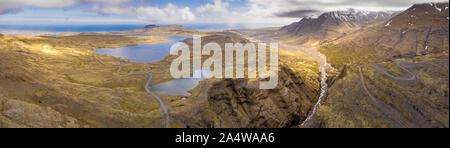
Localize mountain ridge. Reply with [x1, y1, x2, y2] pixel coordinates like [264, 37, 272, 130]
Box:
[313, 2, 449, 128]
[278, 9, 398, 45]
[321, 2, 449, 67]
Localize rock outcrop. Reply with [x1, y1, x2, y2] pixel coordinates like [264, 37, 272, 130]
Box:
[172, 66, 320, 128]
[166, 33, 322, 128]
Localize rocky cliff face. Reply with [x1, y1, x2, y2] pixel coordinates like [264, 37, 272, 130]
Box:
[278, 9, 396, 45]
[166, 34, 322, 127]
[171, 65, 320, 128]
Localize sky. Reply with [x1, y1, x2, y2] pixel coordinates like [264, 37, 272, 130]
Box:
[0, 0, 446, 27]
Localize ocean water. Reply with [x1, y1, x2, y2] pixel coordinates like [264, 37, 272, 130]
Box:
[0, 24, 146, 34]
[0, 24, 250, 34]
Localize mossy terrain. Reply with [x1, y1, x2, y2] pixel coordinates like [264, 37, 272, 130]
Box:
[316, 56, 449, 128]
[0, 34, 172, 127]
[311, 3, 449, 128]
[0, 29, 322, 128]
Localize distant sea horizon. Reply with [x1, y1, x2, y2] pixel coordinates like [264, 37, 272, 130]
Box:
[0, 24, 263, 35]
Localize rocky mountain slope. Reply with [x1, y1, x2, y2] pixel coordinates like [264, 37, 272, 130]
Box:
[321, 2, 449, 68]
[278, 9, 397, 45]
[314, 2, 449, 128]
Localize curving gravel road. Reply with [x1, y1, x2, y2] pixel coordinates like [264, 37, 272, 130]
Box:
[370, 61, 416, 82]
[145, 73, 171, 128]
[120, 69, 171, 128]
[93, 53, 105, 65]
[94, 53, 171, 128]
[358, 66, 416, 128]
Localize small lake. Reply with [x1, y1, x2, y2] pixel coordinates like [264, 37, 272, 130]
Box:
[94, 35, 210, 96]
[94, 35, 190, 63]
[150, 70, 211, 96]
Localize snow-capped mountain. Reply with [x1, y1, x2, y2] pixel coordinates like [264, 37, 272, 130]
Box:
[279, 9, 398, 45]
[325, 2, 448, 60]
[321, 9, 396, 23]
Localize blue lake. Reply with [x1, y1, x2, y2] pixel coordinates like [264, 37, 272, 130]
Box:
[94, 34, 210, 96]
[94, 35, 190, 63]
[150, 70, 211, 96]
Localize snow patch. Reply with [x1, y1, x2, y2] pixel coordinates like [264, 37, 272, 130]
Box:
[434, 4, 442, 12]
[385, 20, 392, 26]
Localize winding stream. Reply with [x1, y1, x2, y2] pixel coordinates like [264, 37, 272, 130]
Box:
[300, 51, 328, 127]
[280, 44, 329, 127]
[248, 34, 329, 127]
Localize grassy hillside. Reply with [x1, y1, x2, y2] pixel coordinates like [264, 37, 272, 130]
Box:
[0, 30, 322, 128]
[0, 34, 174, 127]
[321, 2, 449, 68]
[314, 2, 449, 128]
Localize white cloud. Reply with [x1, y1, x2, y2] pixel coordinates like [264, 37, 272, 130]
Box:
[193, 0, 297, 27]
[195, 0, 235, 22]
[79, 0, 134, 15]
[136, 4, 195, 23]
[203, 0, 445, 27]
[246, 0, 445, 14]
[0, 0, 195, 23]
[0, 0, 78, 14]
[0, 0, 447, 26]
[196, 0, 230, 16]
